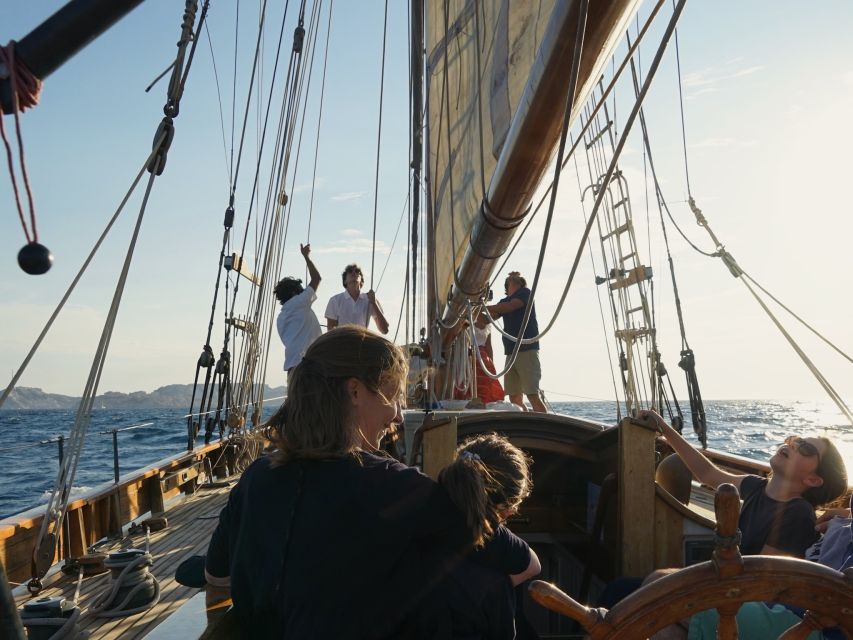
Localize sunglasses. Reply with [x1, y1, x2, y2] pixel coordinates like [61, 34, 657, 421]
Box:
[783, 436, 822, 466]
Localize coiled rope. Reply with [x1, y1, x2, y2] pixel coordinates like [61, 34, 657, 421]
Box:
[20, 568, 86, 639]
[89, 549, 160, 618]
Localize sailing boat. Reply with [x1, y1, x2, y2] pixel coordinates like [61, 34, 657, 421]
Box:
[2, 0, 852, 638]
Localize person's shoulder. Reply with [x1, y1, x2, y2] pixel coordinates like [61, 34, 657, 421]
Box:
[739, 474, 766, 497]
[243, 454, 274, 478]
[358, 451, 423, 476]
[324, 290, 344, 314]
[511, 287, 531, 301]
[787, 497, 817, 518]
[473, 524, 530, 573]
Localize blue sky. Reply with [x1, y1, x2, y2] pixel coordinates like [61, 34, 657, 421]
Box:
[1, 0, 852, 409]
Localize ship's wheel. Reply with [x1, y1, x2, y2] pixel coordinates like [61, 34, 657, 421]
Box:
[529, 483, 853, 639]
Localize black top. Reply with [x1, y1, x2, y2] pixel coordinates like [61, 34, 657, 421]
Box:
[206, 453, 526, 639]
[500, 288, 539, 354]
[445, 525, 531, 640]
[738, 475, 818, 557]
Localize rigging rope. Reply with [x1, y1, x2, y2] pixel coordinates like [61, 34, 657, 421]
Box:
[671, 0, 692, 199]
[0, 41, 43, 249]
[376, 185, 412, 291]
[481, 0, 687, 353]
[471, 0, 591, 381]
[306, 0, 334, 243]
[487, 0, 667, 290]
[27, 1, 201, 594]
[571, 139, 623, 420]
[204, 21, 231, 182]
[370, 0, 390, 289]
[0, 138, 168, 412]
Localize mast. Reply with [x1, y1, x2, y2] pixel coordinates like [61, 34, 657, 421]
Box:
[0, 0, 144, 113]
[441, 0, 639, 322]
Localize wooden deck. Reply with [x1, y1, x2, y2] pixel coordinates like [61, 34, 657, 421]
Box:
[13, 484, 231, 639]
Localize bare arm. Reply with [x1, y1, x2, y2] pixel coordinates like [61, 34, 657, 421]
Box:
[301, 243, 321, 292]
[326, 318, 338, 331]
[366, 290, 389, 335]
[486, 297, 524, 319]
[816, 507, 852, 533]
[510, 547, 541, 586]
[639, 410, 746, 490]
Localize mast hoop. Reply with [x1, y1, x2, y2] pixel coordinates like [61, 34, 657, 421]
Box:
[479, 198, 530, 232]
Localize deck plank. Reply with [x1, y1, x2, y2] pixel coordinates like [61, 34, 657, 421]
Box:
[14, 485, 231, 639]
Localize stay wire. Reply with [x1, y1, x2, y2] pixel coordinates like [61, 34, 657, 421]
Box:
[738, 274, 853, 426]
[204, 21, 232, 184]
[306, 0, 334, 243]
[671, 0, 692, 198]
[376, 183, 412, 292]
[231, 0, 270, 191]
[370, 0, 390, 290]
[227, 0, 293, 336]
[231, 0, 240, 181]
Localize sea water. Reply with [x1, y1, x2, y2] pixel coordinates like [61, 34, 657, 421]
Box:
[1, 400, 851, 519]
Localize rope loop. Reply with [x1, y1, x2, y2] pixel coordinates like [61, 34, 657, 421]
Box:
[713, 529, 742, 550]
[1, 40, 42, 246]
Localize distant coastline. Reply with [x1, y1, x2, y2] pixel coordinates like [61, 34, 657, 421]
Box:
[0, 385, 287, 411]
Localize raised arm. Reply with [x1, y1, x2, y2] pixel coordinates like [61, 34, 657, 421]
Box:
[638, 410, 746, 491]
[301, 243, 321, 292]
[366, 290, 389, 334]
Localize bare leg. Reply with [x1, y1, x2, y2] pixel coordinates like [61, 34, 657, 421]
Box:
[509, 394, 527, 411]
[527, 393, 547, 413]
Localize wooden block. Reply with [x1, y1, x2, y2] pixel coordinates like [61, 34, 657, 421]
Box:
[422, 416, 457, 480]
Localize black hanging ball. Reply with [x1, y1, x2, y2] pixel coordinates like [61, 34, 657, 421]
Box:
[17, 242, 54, 275]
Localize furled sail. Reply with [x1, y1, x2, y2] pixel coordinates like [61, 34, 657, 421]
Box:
[425, 0, 641, 319]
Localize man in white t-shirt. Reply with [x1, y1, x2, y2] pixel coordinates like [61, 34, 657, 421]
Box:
[275, 244, 322, 379]
[324, 263, 389, 334]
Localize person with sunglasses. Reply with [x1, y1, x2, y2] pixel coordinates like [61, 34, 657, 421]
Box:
[634, 410, 848, 640]
[639, 409, 848, 557]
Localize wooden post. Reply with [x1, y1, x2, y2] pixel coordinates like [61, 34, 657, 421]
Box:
[147, 474, 165, 515]
[422, 416, 457, 480]
[618, 416, 658, 576]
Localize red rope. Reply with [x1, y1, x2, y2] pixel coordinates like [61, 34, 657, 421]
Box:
[0, 41, 42, 243]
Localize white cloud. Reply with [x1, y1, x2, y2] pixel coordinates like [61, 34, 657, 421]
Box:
[683, 64, 765, 99]
[313, 237, 390, 255]
[330, 191, 365, 202]
[340, 228, 362, 237]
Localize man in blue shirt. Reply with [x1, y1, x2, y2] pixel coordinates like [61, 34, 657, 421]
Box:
[486, 271, 546, 412]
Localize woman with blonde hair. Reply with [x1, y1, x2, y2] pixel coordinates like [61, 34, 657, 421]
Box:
[204, 326, 527, 638]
